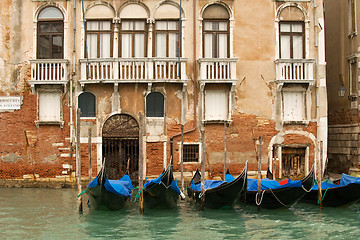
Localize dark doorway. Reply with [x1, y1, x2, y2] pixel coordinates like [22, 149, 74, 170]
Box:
[102, 114, 139, 181]
[282, 147, 306, 179]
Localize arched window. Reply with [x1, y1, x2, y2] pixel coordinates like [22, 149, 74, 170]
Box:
[119, 4, 148, 58]
[202, 4, 230, 58]
[154, 3, 181, 57]
[78, 92, 96, 117]
[37, 7, 64, 59]
[146, 92, 164, 117]
[278, 6, 305, 59]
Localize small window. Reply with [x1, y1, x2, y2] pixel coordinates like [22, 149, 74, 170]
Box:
[39, 91, 61, 121]
[183, 144, 199, 163]
[146, 92, 164, 117]
[205, 90, 228, 121]
[37, 7, 64, 59]
[78, 92, 96, 117]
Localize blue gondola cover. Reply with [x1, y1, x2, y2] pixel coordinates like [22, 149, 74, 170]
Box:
[144, 174, 181, 194]
[87, 175, 133, 198]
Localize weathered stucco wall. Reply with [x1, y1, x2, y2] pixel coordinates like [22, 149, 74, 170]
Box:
[0, 0, 327, 183]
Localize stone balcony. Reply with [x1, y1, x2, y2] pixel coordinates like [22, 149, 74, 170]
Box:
[275, 59, 315, 84]
[29, 59, 69, 92]
[198, 58, 238, 84]
[79, 57, 187, 87]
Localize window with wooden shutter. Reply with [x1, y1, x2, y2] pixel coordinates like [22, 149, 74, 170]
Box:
[39, 91, 61, 121]
[282, 91, 305, 121]
[205, 90, 228, 121]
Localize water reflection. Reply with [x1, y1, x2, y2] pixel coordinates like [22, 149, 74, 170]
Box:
[0, 188, 359, 240]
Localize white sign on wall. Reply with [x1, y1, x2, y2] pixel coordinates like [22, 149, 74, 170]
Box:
[0, 97, 22, 110]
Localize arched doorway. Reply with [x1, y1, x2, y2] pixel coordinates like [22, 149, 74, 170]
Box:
[102, 114, 139, 181]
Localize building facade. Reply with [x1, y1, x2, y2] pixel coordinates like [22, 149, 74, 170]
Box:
[325, 0, 360, 174]
[0, 0, 327, 183]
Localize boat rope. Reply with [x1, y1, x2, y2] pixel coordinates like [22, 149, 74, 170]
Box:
[255, 190, 265, 206]
[269, 188, 288, 207]
[132, 186, 139, 190]
[134, 186, 145, 202]
[317, 187, 329, 205]
[161, 181, 172, 189]
[199, 192, 205, 199]
[302, 184, 313, 193]
[77, 189, 88, 198]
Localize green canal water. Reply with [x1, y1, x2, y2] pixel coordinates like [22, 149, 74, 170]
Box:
[0, 188, 360, 240]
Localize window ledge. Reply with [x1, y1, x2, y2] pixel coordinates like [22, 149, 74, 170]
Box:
[283, 120, 309, 126]
[80, 117, 97, 120]
[35, 121, 64, 128]
[203, 119, 232, 125]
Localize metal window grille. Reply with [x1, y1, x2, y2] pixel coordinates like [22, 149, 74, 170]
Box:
[183, 144, 199, 162]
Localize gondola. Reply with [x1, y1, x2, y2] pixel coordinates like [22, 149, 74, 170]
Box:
[187, 163, 247, 209]
[142, 159, 181, 209]
[85, 163, 133, 211]
[301, 173, 360, 207]
[239, 166, 315, 209]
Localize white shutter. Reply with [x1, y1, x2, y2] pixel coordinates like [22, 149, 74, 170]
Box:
[283, 91, 304, 121]
[205, 90, 228, 120]
[39, 92, 61, 121]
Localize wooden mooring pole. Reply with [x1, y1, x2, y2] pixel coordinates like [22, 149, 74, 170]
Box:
[180, 124, 184, 190]
[200, 127, 206, 210]
[318, 141, 323, 209]
[88, 128, 92, 183]
[138, 112, 144, 214]
[257, 136, 263, 212]
[76, 108, 83, 213]
[224, 122, 227, 180]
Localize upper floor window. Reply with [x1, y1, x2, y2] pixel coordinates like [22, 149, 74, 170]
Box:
[279, 22, 304, 59]
[37, 7, 64, 59]
[146, 92, 164, 117]
[78, 92, 96, 117]
[202, 4, 230, 58]
[154, 20, 179, 58]
[120, 20, 147, 58]
[86, 20, 112, 58]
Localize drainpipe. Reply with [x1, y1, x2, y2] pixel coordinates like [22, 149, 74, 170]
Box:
[69, 0, 76, 151]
